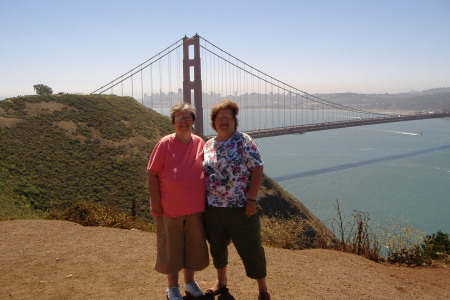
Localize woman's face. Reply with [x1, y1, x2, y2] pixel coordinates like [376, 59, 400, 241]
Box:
[214, 108, 235, 136]
[173, 110, 194, 134]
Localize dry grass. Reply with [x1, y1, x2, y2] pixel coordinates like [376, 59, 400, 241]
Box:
[261, 200, 449, 266]
[43, 200, 449, 267]
[45, 201, 154, 232]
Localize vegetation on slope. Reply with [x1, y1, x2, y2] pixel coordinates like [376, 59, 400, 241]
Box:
[0, 94, 172, 220]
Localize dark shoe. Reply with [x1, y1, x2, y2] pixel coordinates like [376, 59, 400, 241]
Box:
[205, 285, 228, 296]
[258, 291, 271, 300]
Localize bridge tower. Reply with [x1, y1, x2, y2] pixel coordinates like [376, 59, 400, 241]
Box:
[183, 34, 204, 135]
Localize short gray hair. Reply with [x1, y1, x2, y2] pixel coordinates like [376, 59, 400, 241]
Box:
[170, 102, 196, 124]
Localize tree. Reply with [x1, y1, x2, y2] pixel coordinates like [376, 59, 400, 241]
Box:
[33, 84, 53, 95]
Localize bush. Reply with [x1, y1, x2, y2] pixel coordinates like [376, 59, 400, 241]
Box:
[331, 200, 383, 263]
[328, 199, 448, 266]
[260, 209, 337, 250]
[45, 201, 154, 232]
[378, 222, 429, 266]
[387, 246, 431, 266]
[260, 214, 308, 250]
[420, 231, 449, 263]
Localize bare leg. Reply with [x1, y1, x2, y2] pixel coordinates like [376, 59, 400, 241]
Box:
[209, 266, 227, 290]
[183, 268, 194, 284]
[168, 272, 179, 287]
[216, 266, 227, 287]
[256, 277, 268, 293]
[257, 277, 271, 299]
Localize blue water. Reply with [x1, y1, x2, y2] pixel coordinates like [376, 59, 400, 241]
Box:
[256, 118, 450, 235]
[153, 105, 450, 234]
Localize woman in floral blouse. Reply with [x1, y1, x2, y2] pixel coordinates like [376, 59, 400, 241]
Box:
[203, 100, 271, 300]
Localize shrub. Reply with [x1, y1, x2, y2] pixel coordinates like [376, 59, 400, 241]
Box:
[260, 212, 334, 250]
[260, 214, 308, 250]
[420, 231, 449, 263]
[45, 201, 154, 232]
[331, 200, 383, 263]
[377, 221, 429, 266]
[329, 199, 449, 266]
[387, 246, 430, 266]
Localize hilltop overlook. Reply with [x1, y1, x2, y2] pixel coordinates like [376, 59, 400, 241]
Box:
[1, 219, 449, 299]
[0, 94, 331, 242]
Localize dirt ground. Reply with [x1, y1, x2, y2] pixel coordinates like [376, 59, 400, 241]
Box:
[0, 220, 449, 300]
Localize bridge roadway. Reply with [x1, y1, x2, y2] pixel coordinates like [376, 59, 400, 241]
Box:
[240, 112, 450, 139]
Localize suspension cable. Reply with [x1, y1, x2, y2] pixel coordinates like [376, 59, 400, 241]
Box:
[92, 38, 184, 95]
[199, 36, 390, 117]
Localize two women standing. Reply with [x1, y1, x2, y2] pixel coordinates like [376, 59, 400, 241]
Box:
[147, 100, 270, 300]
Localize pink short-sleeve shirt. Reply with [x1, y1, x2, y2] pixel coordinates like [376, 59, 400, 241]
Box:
[147, 134, 205, 217]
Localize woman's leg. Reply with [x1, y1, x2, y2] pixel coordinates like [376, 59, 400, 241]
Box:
[206, 266, 228, 295]
[256, 277, 268, 293]
[205, 207, 231, 270]
[183, 268, 194, 284]
[168, 272, 179, 287]
[228, 213, 267, 280]
[214, 266, 227, 288]
[184, 213, 209, 272]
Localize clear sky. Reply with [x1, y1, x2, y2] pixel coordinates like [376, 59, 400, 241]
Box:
[1, 0, 449, 99]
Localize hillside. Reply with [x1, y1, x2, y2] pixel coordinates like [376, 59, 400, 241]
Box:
[0, 94, 332, 242]
[1, 220, 449, 300]
[317, 88, 450, 112]
[0, 94, 173, 219]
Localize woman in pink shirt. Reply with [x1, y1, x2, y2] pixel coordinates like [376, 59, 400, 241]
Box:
[147, 103, 209, 300]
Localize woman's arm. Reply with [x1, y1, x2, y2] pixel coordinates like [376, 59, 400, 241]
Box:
[245, 165, 264, 217]
[148, 171, 163, 216]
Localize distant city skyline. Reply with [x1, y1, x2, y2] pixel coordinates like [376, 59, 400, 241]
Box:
[1, 0, 449, 100]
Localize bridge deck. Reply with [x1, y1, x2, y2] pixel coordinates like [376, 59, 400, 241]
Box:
[235, 112, 450, 139]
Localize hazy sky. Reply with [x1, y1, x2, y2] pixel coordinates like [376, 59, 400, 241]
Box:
[1, 0, 449, 99]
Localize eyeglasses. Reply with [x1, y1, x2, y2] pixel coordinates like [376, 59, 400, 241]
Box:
[174, 116, 193, 121]
[216, 116, 234, 121]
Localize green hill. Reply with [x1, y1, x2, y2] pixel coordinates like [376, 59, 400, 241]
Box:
[0, 94, 332, 242]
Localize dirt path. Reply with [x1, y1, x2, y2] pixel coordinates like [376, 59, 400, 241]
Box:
[1, 220, 449, 299]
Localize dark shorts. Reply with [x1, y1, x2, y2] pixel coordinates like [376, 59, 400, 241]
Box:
[205, 206, 267, 279]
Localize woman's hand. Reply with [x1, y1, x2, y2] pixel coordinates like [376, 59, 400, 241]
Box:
[245, 200, 257, 217]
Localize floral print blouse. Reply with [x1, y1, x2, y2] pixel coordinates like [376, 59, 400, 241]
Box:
[203, 131, 263, 208]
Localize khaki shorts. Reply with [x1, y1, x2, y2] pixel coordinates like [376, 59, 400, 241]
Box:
[154, 212, 209, 274]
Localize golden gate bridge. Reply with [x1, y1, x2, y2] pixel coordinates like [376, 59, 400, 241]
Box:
[91, 34, 450, 138]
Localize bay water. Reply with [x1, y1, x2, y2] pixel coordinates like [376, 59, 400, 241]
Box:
[156, 105, 449, 235]
[255, 118, 450, 235]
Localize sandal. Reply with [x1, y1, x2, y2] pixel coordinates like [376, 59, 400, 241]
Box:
[205, 285, 228, 296]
